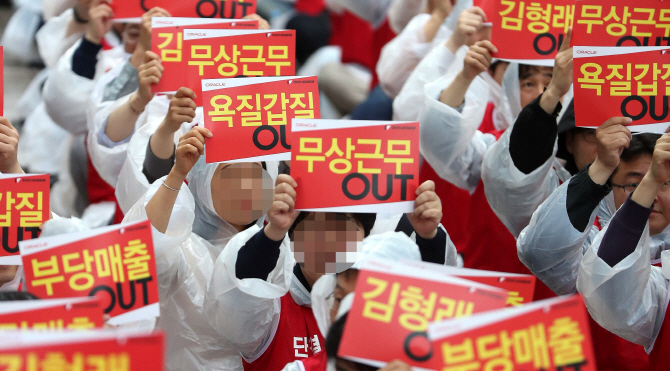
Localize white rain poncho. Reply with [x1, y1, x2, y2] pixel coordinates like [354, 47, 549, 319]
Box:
[36, 8, 84, 70]
[115, 115, 198, 214]
[418, 63, 523, 193]
[481, 87, 574, 238]
[376, 13, 452, 98]
[122, 157, 277, 371]
[577, 223, 670, 351]
[387, 0, 426, 33]
[392, 0, 473, 122]
[44, 42, 131, 135]
[87, 95, 176, 188]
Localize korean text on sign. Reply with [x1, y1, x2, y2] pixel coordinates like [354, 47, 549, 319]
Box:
[0, 297, 104, 331]
[202, 76, 320, 163]
[19, 220, 160, 325]
[0, 174, 50, 265]
[291, 120, 420, 213]
[491, 0, 575, 62]
[573, 0, 670, 47]
[573, 46, 670, 132]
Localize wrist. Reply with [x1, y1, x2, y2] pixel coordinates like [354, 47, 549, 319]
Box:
[539, 85, 562, 115]
[84, 30, 103, 45]
[588, 159, 615, 185]
[73, 5, 89, 23]
[129, 92, 149, 113]
[430, 9, 449, 23]
[6, 161, 24, 174]
[264, 222, 288, 242]
[632, 176, 661, 208]
[166, 168, 187, 187]
[445, 35, 463, 54]
[457, 70, 475, 84]
[417, 228, 438, 240]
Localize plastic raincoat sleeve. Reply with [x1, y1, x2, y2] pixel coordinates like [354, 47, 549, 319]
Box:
[393, 42, 465, 121]
[43, 40, 98, 135]
[376, 13, 451, 98]
[577, 224, 669, 351]
[481, 128, 565, 237]
[419, 73, 495, 193]
[86, 93, 146, 188]
[204, 226, 295, 361]
[35, 8, 83, 70]
[122, 175, 195, 302]
[517, 179, 604, 296]
[387, 0, 426, 33]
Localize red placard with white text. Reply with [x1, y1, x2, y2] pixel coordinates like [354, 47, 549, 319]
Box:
[573, 0, 670, 47]
[573, 46, 670, 132]
[112, 0, 257, 22]
[428, 295, 596, 371]
[490, 0, 574, 65]
[0, 331, 164, 371]
[176, 29, 295, 107]
[0, 174, 50, 265]
[202, 76, 320, 163]
[0, 297, 104, 330]
[338, 258, 508, 369]
[151, 17, 259, 100]
[19, 220, 159, 326]
[401, 260, 537, 306]
[291, 119, 420, 213]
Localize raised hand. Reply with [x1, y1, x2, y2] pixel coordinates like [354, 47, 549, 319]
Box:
[407, 180, 442, 239]
[264, 174, 301, 241]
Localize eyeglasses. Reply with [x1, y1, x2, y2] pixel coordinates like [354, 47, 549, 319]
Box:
[612, 181, 670, 194]
[574, 128, 597, 144]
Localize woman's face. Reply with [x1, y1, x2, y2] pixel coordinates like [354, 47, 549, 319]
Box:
[210, 162, 273, 226]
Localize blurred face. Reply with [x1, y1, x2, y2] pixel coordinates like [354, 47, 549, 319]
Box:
[210, 162, 273, 227]
[0, 266, 18, 285]
[122, 23, 141, 53]
[292, 213, 365, 275]
[612, 155, 670, 236]
[519, 66, 553, 108]
[566, 128, 599, 171]
[330, 270, 359, 322]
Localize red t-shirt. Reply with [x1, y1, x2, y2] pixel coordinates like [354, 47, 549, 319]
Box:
[243, 294, 325, 371]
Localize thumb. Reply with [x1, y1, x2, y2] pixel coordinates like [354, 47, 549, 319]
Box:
[602, 116, 633, 128]
[175, 87, 197, 100]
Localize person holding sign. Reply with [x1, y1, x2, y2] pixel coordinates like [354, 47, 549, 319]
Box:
[0, 117, 22, 175]
[203, 162, 455, 370]
[123, 125, 277, 371]
[577, 132, 670, 371]
[419, 29, 558, 299]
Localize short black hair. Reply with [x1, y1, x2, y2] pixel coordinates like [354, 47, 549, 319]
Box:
[519, 63, 552, 80]
[288, 212, 376, 240]
[613, 133, 660, 176]
[0, 291, 39, 301]
[326, 314, 377, 371]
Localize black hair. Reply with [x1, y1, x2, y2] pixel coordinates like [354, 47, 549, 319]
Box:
[326, 314, 377, 371]
[519, 64, 552, 80]
[620, 133, 660, 163]
[288, 212, 376, 240]
[0, 291, 39, 301]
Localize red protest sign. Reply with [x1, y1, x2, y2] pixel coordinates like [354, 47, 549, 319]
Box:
[338, 258, 508, 368]
[0, 297, 104, 330]
[401, 260, 537, 306]
[429, 295, 596, 371]
[0, 331, 164, 371]
[112, 0, 257, 21]
[19, 220, 160, 325]
[473, 0, 495, 20]
[0, 174, 50, 265]
[573, 0, 670, 47]
[291, 119, 420, 214]
[573, 46, 670, 132]
[202, 76, 320, 163]
[167, 29, 296, 106]
[151, 17, 259, 99]
[490, 0, 575, 64]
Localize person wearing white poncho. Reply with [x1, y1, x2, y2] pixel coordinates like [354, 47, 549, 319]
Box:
[122, 125, 277, 371]
[417, 31, 557, 298]
[202, 166, 455, 371]
[576, 131, 670, 371]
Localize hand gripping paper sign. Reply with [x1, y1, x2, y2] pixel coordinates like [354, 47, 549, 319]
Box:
[151, 17, 259, 98]
[202, 76, 320, 163]
[112, 0, 257, 22]
[401, 260, 537, 306]
[429, 294, 596, 371]
[291, 119, 420, 214]
[177, 29, 296, 106]
[0, 297, 104, 330]
[573, 0, 670, 48]
[0, 330, 165, 371]
[490, 0, 575, 65]
[338, 258, 508, 369]
[19, 220, 160, 326]
[573, 46, 670, 133]
[0, 174, 50, 265]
